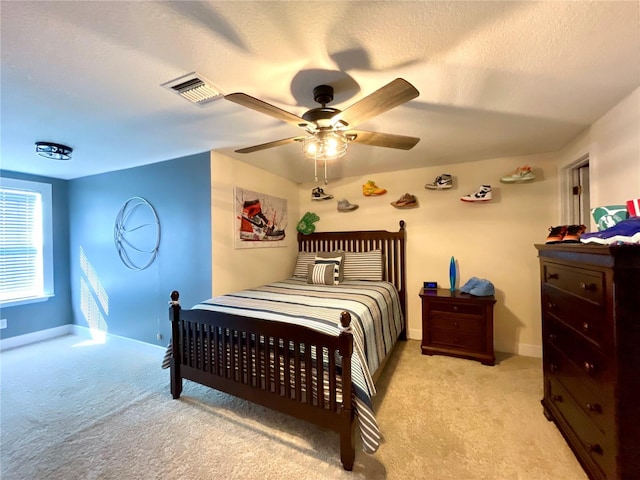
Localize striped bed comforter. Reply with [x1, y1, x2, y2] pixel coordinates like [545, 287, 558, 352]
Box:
[192, 278, 404, 454]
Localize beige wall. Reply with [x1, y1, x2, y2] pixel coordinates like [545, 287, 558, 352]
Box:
[210, 152, 300, 296]
[210, 87, 639, 358]
[298, 155, 558, 357]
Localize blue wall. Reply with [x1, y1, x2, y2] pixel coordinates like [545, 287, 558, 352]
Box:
[68, 153, 211, 345]
[0, 171, 72, 339]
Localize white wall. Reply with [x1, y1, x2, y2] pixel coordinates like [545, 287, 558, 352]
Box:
[210, 152, 300, 296]
[298, 155, 558, 357]
[558, 86, 640, 229]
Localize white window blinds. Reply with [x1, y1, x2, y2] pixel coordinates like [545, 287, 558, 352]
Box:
[0, 178, 52, 304]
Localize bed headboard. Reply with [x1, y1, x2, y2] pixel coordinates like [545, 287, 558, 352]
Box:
[297, 220, 407, 316]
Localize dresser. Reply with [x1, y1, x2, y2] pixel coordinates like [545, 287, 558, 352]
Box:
[419, 288, 496, 365]
[535, 244, 640, 480]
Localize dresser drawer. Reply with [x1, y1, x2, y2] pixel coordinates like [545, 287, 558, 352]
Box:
[542, 286, 606, 347]
[545, 318, 612, 393]
[544, 344, 613, 434]
[543, 262, 604, 305]
[546, 376, 615, 479]
[429, 328, 485, 352]
[426, 300, 483, 316]
[429, 315, 485, 335]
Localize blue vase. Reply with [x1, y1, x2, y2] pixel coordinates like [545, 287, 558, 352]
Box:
[449, 256, 456, 291]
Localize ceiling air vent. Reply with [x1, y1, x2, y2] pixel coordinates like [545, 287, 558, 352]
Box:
[161, 72, 224, 106]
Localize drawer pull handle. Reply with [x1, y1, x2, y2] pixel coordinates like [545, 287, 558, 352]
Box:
[583, 361, 595, 374]
[586, 403, 602, 414]
[586, 443, 603, 455]
[551, 394, 563, 402]
[582, 322, 590, 332]
[548, 273, 559, 280]
[579, 282, 596, 291]
[548, 333, 557, 342]
[547, 302, 556, 310]
[452, 306, 458, 312]
[453, 321, 460, 328]
[549, 363, 559, 372]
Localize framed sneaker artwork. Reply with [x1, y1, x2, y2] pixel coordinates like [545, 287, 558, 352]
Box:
[234, 187, 288, 249]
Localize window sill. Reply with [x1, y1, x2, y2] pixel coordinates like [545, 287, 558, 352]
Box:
[0, 294, 54, 308]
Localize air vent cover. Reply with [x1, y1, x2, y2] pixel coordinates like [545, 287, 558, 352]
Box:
[162, 72, 224, 106]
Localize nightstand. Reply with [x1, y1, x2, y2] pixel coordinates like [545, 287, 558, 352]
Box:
[419, 288, 496, 365]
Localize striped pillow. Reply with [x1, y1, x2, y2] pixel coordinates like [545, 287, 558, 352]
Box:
[307, 262, 335, 285]
[316, 250, 345, 282]
[314, 256, 341, 285]
[293, 251, 316, 278]
[343, 250, 384, 281]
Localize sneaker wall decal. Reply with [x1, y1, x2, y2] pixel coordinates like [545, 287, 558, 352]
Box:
[500, 165, 535, 183]
[391, 193, 418, 209]
[425, 174, 453, 190]
[337, 199, 359, 212]
[362, 180, 387, 196]
[460, 185, 492, 202]
[311, 187, 333, 201]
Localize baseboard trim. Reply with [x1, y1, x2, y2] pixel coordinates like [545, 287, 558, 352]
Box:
[408, 328, 542, 358]
[0, 325, 73, 351]
[1, 325, 166, 355]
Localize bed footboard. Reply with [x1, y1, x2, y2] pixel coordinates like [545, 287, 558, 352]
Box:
[168, 291, 356, 470]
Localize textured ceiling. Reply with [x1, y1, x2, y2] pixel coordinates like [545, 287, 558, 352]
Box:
[1, 1, 639, 182]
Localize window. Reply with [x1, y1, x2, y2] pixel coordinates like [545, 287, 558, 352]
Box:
[0, 177, 54, 306]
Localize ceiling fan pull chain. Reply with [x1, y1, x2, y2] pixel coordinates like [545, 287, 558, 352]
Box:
[324, 158, 328, 185]
[314, 157, 318, 183]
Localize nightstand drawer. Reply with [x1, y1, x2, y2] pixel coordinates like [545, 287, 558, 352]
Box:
[429, 314, 485, 335]
[426, 301, 483, 316]
[543, 263, 604, 305]
[430, 328, 485, 352]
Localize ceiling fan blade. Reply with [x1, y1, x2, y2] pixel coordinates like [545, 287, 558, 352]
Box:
[348, 129, 420, 150]
[234, 136, 306, 154]
[336, 78, 419, 128]
[225, 93, 308, 128]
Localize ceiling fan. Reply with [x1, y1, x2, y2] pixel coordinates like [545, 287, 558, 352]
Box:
[224, 78, 421, 161]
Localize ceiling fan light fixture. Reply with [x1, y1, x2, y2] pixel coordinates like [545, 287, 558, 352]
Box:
[35, 142, 73, 160]
[302, 131, 348, 160]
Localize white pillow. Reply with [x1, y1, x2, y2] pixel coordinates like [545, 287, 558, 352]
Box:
[293, 252, 316, 278]
[343, 250, 384, 281]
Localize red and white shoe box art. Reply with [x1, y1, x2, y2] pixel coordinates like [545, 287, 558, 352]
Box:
[627, 198, 640, 217]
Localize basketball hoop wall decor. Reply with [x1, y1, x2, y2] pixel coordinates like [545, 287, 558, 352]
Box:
[114, 197, 161, 270]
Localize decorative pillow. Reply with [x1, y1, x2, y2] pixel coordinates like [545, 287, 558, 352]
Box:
[343, 250, 384, 281]
[307, 262, 335, 285]
[293, 251, 316, 278]
[315, 250, 345, 282]
[313, 256, 341, 285]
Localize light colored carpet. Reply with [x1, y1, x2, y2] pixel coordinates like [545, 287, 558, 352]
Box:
[0, 335, 587, 480]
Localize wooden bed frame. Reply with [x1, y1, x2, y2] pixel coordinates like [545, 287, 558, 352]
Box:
[168, 221, 406, 470]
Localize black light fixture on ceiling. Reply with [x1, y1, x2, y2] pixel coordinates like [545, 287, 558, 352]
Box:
[35, 142, 73, 160]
